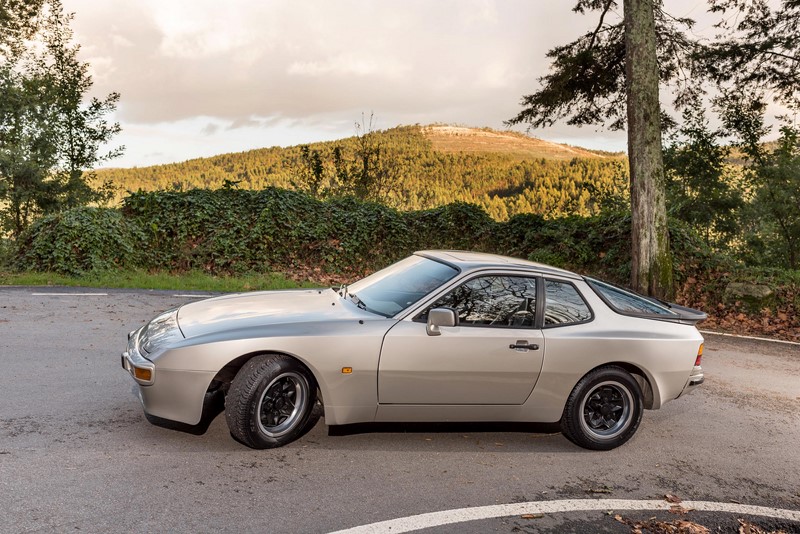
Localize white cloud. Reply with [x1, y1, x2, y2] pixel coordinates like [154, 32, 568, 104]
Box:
[287, 55, 411, 79]
[66, 0, 724, 166]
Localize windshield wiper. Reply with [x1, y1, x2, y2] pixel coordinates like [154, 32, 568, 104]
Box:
[349, 293, 367, 311]
[646, 295, 673, 308]
[338, 285, 369, 312]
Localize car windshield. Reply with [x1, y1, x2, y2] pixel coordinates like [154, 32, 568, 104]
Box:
[345, 255, 459, 317]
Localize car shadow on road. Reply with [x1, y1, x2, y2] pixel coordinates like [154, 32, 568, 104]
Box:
[311, 420, 588, 453]
[328, 420, 562, 437]
[127, 395, 586, 454]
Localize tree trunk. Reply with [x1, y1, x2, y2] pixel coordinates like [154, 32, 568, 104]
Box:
[624, 0, 673, 299]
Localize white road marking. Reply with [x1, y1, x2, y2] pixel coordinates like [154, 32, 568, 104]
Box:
[31, 292, 108, 296]
[28, 292, 209, 298]
[328, 499, 800, 534]
[700, 330, 800, 346]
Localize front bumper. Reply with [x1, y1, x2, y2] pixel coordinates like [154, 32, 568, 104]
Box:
[121, 328, 216, 426]
[122, 327, 155, 385]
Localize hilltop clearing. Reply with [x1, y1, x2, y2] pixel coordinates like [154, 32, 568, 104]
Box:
[422, 125, 620, 160]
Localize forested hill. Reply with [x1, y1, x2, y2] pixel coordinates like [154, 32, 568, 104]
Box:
[96, 124, 627, 220]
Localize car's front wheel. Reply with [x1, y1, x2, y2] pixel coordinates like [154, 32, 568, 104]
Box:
[226, 354, 319, 449]
[560, 366, 643, 451]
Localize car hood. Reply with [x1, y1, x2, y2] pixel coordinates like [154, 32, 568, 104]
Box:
[176, 288, 370, 338]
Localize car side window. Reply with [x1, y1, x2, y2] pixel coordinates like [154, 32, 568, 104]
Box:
[424, 275, 537, 327]
[544, 280, 592, 326]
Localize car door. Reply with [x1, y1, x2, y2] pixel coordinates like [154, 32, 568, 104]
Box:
[378, 274, 545, 405]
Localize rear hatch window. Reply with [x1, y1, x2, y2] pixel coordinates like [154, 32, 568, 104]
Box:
[586, 278, 677, 317]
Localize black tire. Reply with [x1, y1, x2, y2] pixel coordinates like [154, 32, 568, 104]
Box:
[560, 366, 643, 451]
[225, 354, 320, 449]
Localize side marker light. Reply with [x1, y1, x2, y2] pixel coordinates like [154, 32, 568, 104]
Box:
[133, 367, 153, 381]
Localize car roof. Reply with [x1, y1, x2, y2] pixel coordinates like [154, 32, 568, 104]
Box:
[415, 250, 582, 280]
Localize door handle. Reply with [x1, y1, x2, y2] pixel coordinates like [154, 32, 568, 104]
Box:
[509, 341, 539, 350]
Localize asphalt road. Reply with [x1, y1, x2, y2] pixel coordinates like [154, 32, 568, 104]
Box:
[1, 287, 799, 533]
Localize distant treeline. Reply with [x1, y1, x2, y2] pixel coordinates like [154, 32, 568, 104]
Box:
[96, 126, 628, 221]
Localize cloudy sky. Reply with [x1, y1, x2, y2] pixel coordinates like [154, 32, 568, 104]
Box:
[62, 0, 716, 168]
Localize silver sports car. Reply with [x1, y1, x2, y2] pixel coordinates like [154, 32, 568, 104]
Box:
[122, 251, 706, 450]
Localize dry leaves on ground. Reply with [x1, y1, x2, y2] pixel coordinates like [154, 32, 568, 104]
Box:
[738, 518, 790, 534]
[613, 514, 710, 533]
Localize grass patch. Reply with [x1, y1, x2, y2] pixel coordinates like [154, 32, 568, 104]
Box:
[0, 269, 317, 292]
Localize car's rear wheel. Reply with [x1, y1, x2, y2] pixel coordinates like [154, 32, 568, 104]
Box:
[560, 366, 643, 451]
[226, 354, 319, 449]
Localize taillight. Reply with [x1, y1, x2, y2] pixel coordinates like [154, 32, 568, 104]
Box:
[694, 343, 703, 366]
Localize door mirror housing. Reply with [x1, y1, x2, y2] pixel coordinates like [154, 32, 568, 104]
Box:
[426, 307, 458, 336]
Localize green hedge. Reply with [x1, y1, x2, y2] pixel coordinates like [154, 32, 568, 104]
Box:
[14, 207, 145, 276]
[12, 186, 702, 286]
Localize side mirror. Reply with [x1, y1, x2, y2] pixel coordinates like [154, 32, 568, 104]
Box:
[426, 308, 458, 336]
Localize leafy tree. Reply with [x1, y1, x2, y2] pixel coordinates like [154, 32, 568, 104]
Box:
[507, 0, 701, 298]
[754, 126, 800, 269]
[699, 0, 800, 268]
[291, 114, 400, 203]
[0, 1, 121, 236]
[331, 113, 400, 203]
[36, 7, 122, 208]
[0, 0, 45, 56]
[663, 103, 743, 248]
[704, 0, 799, 108]
[293, 145, 325, 197]
[720, 95, 800, 269]
[0, 63, 58, 235]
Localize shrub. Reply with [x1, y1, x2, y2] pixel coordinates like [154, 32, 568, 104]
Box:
[14, 207, 145, 275]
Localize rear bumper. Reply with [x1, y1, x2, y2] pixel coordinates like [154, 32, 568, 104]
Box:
[678, 365, 704, 397]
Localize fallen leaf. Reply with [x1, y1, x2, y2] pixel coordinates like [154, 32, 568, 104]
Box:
[520, 513, 543, 520]
[614, 514, 710, 534]
[739, 519, 765, 534]
[675, 520, 710, 533]
[665, 493, 682, 504]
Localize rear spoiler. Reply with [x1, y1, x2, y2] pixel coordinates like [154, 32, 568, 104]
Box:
[661, 302, 707, 325]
